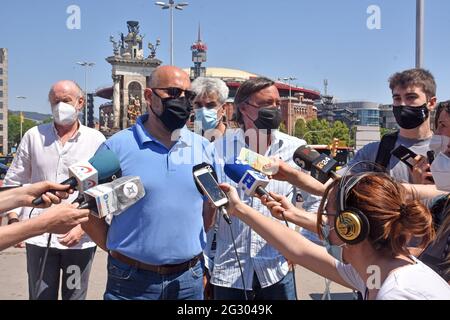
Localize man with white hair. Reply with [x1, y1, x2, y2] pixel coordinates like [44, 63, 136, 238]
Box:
[191, 77, 229, 142]
[3, 80, 105, 300]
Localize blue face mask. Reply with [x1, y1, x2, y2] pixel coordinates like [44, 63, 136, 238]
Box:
[321, 224, 345, 262]
[194, 107, 219, 131]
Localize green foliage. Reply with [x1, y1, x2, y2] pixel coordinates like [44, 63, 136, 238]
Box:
[279, 121, 287, 133]
[293, 119, 353, 146]
[380, 127, 396, 137]
[41, 117, 53, 124]
[8, 114, 37, 148]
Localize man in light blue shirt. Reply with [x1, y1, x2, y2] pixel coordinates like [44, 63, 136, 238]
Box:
[82, 66, 216, 300]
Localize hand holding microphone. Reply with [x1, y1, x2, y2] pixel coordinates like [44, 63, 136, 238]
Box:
[293, 145, 339, 183]
[224, 162, 272, 199]
[21, 181, 73, 208]
[32, 149, 122, 206]
[260, 192, 296, 222]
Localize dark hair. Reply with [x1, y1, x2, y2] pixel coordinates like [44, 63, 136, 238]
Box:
[389, 68, 436, 100]
[234, 77, 274, 125]
[435, 100, 450, 129]
[317, 173, 435, 257]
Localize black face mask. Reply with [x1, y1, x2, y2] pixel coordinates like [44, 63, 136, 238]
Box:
[254, 107, 282, 130]
[151, 97, 192, 132]
[392, 103, 429, 129]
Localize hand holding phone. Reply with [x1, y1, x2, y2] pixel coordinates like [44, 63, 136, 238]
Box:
[391, 145, 418, 169]
[193, 164, 232, 224]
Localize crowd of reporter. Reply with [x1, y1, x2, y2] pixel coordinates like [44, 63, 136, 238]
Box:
[0, 66, 449, 300]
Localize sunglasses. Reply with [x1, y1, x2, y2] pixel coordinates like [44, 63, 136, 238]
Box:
[152, 87, 196, 102]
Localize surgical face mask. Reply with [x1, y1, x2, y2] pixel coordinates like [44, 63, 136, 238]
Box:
[52, 101, 79, 126]
[392, 103, 429, 129]
[429, 135, 450, 155]
[194, 107, 219, 131]
[321, 224, 345, 262]
[430, 152, 450, 191]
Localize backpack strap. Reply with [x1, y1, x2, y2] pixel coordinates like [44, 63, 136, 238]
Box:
[375, 131, 399, 169]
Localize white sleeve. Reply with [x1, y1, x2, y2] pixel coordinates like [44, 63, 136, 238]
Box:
[335, 260, 366, 293]
[2, 133, 32, 216]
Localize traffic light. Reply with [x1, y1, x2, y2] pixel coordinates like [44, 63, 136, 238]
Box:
[87, 93, 94, 128]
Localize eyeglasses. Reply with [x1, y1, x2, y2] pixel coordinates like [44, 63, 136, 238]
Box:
[152, 87, 196, 102]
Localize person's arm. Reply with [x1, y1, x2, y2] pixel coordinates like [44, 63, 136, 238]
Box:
[81, 215, 109, 251]
[265, 159, 327, 196]
[0, 203, 89, 251]
[261, 192, 319, 233]
[219, 183, 351, 288]
[0, 181, 72, 213]
[402, 183, 447, 200]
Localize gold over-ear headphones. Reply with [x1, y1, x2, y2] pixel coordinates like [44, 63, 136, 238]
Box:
[335, 173, 371, 245]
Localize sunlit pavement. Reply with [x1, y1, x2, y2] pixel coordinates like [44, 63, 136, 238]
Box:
[0, 247, 353, 300]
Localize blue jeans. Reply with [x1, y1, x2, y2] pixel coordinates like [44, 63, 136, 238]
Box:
[104, 255, 204, 300]
[214, 271, 296, 300]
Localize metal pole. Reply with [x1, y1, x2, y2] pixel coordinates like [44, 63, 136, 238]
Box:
[289, 80, 292, 135]
[20, 112, 23, 140]
[416, 0, 424, 68]
[84, 68, 88, 126]
[170, 4, 174, 65]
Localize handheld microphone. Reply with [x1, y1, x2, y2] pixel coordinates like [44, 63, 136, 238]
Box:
[32, 149, 122, 206]
[224, 162, 271, 198]
[293, 145, 339, 183]
[79, 176, 145, 218]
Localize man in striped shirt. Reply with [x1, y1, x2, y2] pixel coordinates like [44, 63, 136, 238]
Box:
[210, 77, 321, 300]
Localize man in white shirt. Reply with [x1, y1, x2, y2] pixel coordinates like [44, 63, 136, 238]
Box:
[3, 80, 105, 300]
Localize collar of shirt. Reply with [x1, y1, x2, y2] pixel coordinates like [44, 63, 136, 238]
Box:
[134, 114, 192, 149]
[51, 121, 82, 142]
[235, 128, 284, 156]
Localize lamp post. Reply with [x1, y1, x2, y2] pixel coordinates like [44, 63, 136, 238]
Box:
[416, 0, 424, 68]
[155, 1, 189, 65]
[16, 96, 26, 140]
[278, 77, 297, 135]
[76, 61, 95, 126]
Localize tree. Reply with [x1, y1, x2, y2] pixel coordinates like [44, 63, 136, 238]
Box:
[41, 117, 53, 124]
[293, 118, 353, 146]
[294, 119, 307, 138]
[380, 127, 395, 137]
[279, 121, 287, 134]
[8, 114, 37, 149]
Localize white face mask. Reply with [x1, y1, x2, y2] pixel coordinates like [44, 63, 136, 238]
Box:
[52, 101, 79, 126]
[430, 152, 450, 191]
[429, 135, 450, 154]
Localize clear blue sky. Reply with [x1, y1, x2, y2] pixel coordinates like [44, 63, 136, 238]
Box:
[1, 0, 450, 115]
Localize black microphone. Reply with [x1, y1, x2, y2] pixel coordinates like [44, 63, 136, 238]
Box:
[293, 145, 339, 183]
[32, 149, 122, 206]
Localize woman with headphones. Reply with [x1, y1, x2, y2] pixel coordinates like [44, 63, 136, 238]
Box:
[219, 172, 450, 299]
